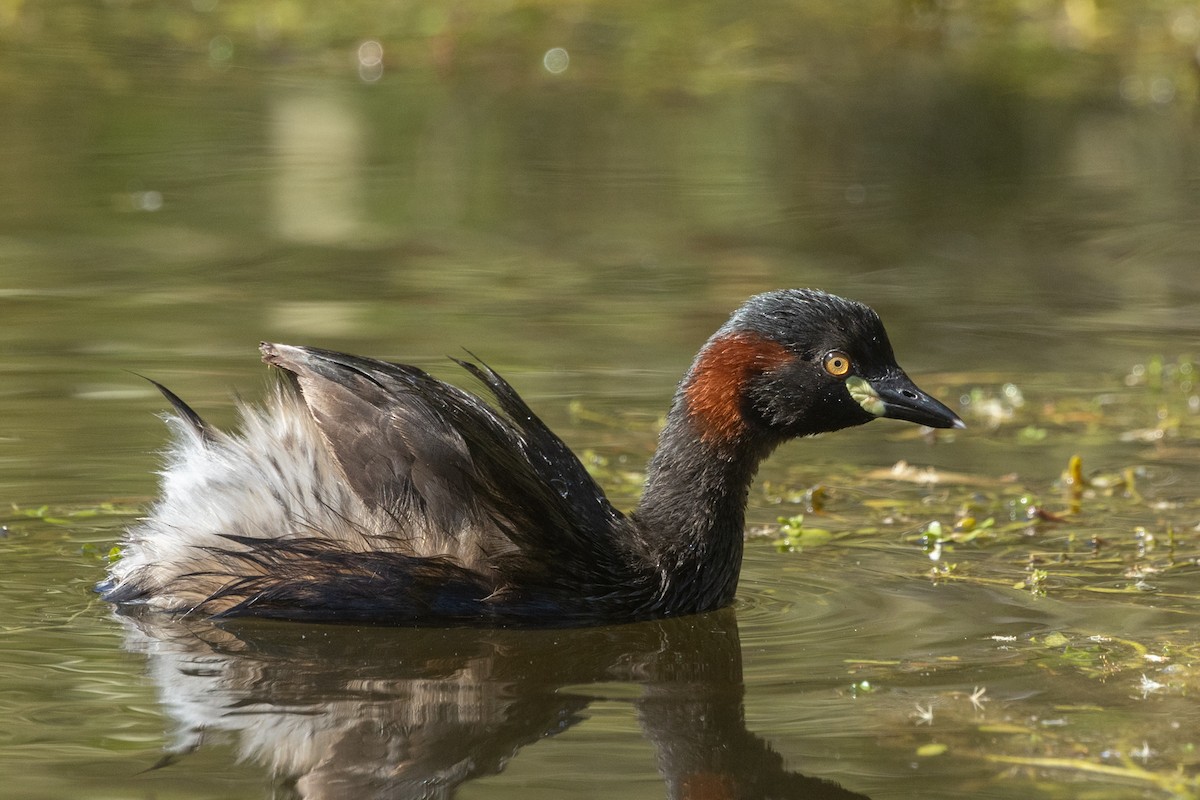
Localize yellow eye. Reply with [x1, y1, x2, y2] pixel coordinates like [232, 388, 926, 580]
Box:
[823, 351, 852, 377]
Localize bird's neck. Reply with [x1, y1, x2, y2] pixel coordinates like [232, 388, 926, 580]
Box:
[632, 408, 774, 615]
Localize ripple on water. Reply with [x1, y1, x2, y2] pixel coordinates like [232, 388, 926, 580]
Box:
[735, 545, 933, 673]
[732, 543, 1060, 748]
[736, 541, 1057, 671]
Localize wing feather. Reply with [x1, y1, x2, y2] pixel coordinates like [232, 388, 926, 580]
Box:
[259, 344, 635, 594]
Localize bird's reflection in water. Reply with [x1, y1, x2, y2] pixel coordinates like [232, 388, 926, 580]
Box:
[117, 608, 871, 799]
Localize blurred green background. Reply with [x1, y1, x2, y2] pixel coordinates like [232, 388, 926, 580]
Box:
[3, 0, 1197, 501]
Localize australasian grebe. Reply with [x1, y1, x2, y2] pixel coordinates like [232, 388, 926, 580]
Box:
[99, 289, 963, 625]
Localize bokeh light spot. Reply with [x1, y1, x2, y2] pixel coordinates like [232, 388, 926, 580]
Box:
[358, 40, 384, 83]
[543, 47, 569, 75]
[209, 35, 233, 65]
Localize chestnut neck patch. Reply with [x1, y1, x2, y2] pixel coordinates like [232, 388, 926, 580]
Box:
[683, 332, 794, 445]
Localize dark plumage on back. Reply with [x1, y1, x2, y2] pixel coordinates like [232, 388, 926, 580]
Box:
[101, 289, 962, 625]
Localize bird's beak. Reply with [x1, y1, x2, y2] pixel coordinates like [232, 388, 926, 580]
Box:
[846, 373, 965, 430]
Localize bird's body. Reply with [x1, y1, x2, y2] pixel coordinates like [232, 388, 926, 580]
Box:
[100, 289, 962, 626]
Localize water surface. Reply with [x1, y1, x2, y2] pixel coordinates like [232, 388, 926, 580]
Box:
[2, 2, 1199, 798]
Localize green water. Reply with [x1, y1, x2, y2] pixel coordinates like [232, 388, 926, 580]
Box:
[2, 2, 1199, 798]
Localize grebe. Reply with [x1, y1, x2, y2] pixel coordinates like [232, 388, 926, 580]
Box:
[99, 289, 962, 625]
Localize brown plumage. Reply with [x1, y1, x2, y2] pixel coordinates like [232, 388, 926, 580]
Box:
[99, 289, 963, 625]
